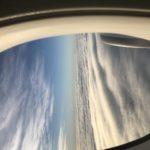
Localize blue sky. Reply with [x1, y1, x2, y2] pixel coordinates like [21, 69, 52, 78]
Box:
[0, 35, 76, 150]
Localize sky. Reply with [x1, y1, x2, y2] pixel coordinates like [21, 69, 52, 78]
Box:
[0, 35, 76, 150]
[0, 33, 150, 150]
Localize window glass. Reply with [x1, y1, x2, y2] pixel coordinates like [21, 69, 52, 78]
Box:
[0, 33, 149, 150]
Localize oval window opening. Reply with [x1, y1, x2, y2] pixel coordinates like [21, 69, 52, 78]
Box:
[0, 33, 149, 150]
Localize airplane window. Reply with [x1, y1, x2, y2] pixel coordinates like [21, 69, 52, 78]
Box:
[0, 33, 149, 150]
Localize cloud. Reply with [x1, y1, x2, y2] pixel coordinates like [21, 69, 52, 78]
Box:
[75, 33, 150, 149]
[57, 127, 67, 150]
[0, 44, 54, 150]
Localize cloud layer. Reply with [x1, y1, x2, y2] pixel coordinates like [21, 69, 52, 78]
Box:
[0, 44, 54, 150]
[75, 33, 150, 149]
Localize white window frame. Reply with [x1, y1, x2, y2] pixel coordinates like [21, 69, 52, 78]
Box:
[0, 16, 150, 52]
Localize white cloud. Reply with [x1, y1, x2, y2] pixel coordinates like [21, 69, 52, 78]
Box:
[58, 127, 68, 150]
[0, 45, 55, 150]
[75, 33, 150, 150]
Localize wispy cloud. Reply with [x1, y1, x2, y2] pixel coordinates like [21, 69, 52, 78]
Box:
[57, 127, 68, 150]
[0, 44, 54, 150]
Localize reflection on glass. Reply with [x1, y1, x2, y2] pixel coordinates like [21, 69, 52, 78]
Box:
[0, 33, 149, 150]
